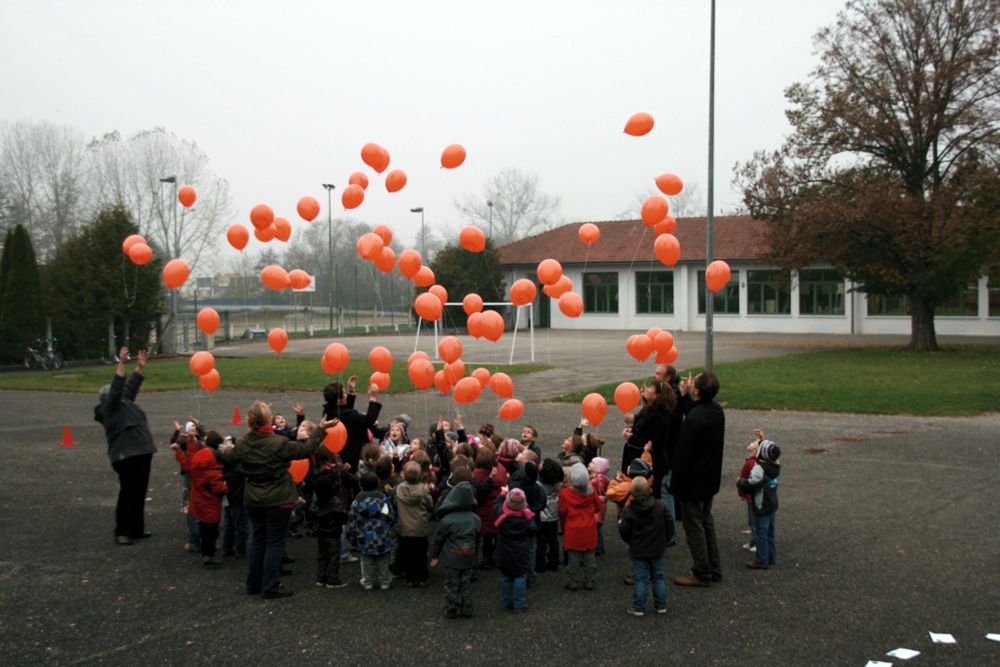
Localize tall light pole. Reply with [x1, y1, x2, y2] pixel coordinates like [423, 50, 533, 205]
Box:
[410, 207, 425, 259]
[323, 183, 336, 332]
[705, 0, 717, 371]
[487, 200, 493, 239]
[159, 175, 178, 354]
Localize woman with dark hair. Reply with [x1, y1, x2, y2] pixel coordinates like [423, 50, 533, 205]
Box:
[218, 401, 332, 599]
[621, 381, 676, 499]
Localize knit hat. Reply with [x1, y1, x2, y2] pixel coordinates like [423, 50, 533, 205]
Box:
[591, 457, 610, 475]
[627, 458, 652, 479]
[521, 460, 539, 484]
[758, 440, 781, 462]
[499, 438, 524, 459]
[569, 463, 592, 494]
[505, 487, 527, 512]
[478, 423, 495, 438]
[445, 431, 459, 441]
[393, 413, 412, 429]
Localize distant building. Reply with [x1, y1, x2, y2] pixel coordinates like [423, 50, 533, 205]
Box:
[496, 217, 999, 336]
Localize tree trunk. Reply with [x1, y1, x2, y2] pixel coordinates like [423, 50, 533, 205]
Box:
[907, 294, 939, 352]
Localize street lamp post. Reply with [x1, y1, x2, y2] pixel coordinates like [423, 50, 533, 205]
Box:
[487, 200, 493, 239]
[322, 183, 336, 333]
[410, 207, 424, 258]
[705, 0, 716, 371]
[159, 175, 178, 354]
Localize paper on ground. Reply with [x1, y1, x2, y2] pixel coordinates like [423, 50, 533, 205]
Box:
[929, 632, 957, 644]
[864, 661, 892, 667]
[886, 648, 920, 660]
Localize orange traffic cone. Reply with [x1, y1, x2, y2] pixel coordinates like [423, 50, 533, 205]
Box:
[228, 406, 243, 425]
[60, 425, 79, 447]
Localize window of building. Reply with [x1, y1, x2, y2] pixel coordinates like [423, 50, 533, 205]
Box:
[747, 270, 791, 315]
[798, 269, 846, 315]
[583, 272, 618, 314]
[866, 294, 909, 316]
[990, 280, 1000, 317]
[636, 271, 674, 314]
[697, 270, 740, 315]
[936, 283, 979, 316]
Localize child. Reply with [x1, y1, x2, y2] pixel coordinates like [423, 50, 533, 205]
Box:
[346, 471, 397, 591]
[536, 458, 564, 572]
[520, 426, 541, 461]
[170, 421, 203, 553]
[559, 462, 600, 591]
[497, 439, 523, 475]
[558, 434, 586, 468]
[618, 476, 675, 616]
[509, 460, 546, 585]
[588, 457, 611, 556]
[220, 436, 247, 559]
[472, 447, 507, 570]
[737, 439, 781, 569]
[189, 431, 228, 567]
[429, 480, 482, 619]
[493, 487, 537, 612]
[380, 423, 409, 461]
[311, 475, 349, 588]
[607, 457, 656, 586]
[737, 429, 763, 552]
[394, 461, 435, 587]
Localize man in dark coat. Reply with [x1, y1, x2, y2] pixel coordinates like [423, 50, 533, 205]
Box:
[93, 348, 157, 546]
[322, 376, 382, 471]
[669, 371, 725, 586]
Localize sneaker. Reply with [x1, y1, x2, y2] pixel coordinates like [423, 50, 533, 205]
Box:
[362, 584, 373, 592]
[380, 585, 391, 591]
[749, 545, 757, 553]
[340, 554, 359, 564]
[316, 580, 327, 587]
[627, 608, 644, 617]
[326, 578, 347, 588]
[656, 608, 668, 615]
[742, 541, 753, 550]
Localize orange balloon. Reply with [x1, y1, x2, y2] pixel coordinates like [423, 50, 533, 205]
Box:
[429, 284, 448, 305]
[342, 184, 365, 210]
[250, 204, 274, 230]
[510, 279, 537, 307]
[273, 217, 292, 242]
[558, 292, 583, 318]
[536, 259, 563, 285]
[655, 216, 677, 236]
[438, 336, 463, 363]
[268, 328, 289, 353]
[412, 266, 435, 288]
[361, 143, 383, 171]
[323, 421, 348, 454]
[369, 371, 391, 391]
[122, 234, 146, 254]
[480, 310, 505, 342]
[444, 359, 466, 384]
[459, 226, 486, 252]
[408, 350, 430, 364]
[128, 242, 152, 265]
[357, 233, 384, 261]
[372, 224, 393, 246]
[376, 146, 391, 174]
[398, 250, 422, 278]
[349, 171, 369, 190]
[471, 367, 491, 387]
[488, 372, 514, 398]
[657, 346, 680, 365]
[163, 259, 190, 290]
[415, 292, 444, 321]
[467, 312, 483, 338]
[626, 334, 654, 362]
[261, 265, 291, 290]
[655, 173, 684, 196]
[462, 293, 484, 316]
[254, 224, 277, 243]
[385, 169, 407, 193]
[624, 112, 654, 137]
[499, 398, 524, 421]
[581, 392, 609, 426]
[227, 223, 250, 251]
[453, 376, 481, 404]
[653, 330, 675, 354]
[441, 144, 467, 169]
[189, 351, 215, 376]
[369, 346, 393, 373]
[178, 185, 196, 208]
[408, 358, 435, 390]
[434, 370, 452, 395]
[654, 233, 681, 267]
[289, 269, 311, 290]
[199, 368, 220, 393]
[614, 382, 640, 413]
[288, 459, 309, 484]
[641, 195, 669, 227]
[579, 223, 600, 245]
[706, 260, 732, 293]
[197, 308, 220, 335]
[323, 343, 350, 374]
[543, 275, 573, 299]
[374, 246, 396, 273]
[297, 195, 320, 221]
[646, 326, 663, 341]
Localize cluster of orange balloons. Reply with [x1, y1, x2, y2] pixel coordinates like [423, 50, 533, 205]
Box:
[189, 351, 220, 392]
[122, 234, 152, 266]
[321, 343, 350, 375]
[629, 327, 680, 364]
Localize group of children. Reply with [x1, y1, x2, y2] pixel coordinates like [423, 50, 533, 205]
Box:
[167, 403, 782, 619]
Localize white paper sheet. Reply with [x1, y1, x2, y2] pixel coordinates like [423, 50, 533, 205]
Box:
[987, 633, 1000, 642]
[864, 661, 892, 667]
[929, 632, 957, 644]
[886, 648, 920, 660]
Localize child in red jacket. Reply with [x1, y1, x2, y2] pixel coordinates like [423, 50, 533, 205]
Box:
[559, 462, 600, 591]
[189, 431, 229, 567]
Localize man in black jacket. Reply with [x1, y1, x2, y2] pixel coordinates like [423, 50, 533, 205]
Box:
[322, 376, 381, 473]
[94, 348, 157, 546]
[669, 371, 725, 586]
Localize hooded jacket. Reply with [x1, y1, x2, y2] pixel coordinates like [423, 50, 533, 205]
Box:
[617, 494, 675, 559]
[218, 426, 323, 508]
[93, 371, 157, 464]
[737, 456, 780, 515]
[558, 463, 600, 551]
[394, 480, 434, 537]
[189, 447, 228, 524]
[492, 494, 537, 577]
[429, 482, 481, 570]
[346, 489, 397, 555]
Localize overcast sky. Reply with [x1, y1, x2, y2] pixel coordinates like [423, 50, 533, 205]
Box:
[1, 0, 848, 252]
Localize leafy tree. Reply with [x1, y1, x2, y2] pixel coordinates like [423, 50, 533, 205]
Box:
[43, 206, 164, 359]
[0, 224, 46, 363]
[454, 167, 562, 246]
[427, 239, 507, 329]
[735, 0, 1000, 351]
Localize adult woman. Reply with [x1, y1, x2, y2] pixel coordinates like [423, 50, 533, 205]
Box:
[219, 402, 331, 599]
[621, 381, 675, 499]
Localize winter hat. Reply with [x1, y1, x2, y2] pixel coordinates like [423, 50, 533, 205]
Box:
[627, 458, 653, 479]
[478, 423, 495, 438]
[504, 487, 527, 512]
[184, 421, 196, 433]
[393, 413, 412, 429]
[499, 438, 524, 459]
[591, 457, 610, 475]
[569, 462, 592, 494]
[521, 460, 539, 484]
[758, 440, 781, 462]
[445, 431, 459, 441]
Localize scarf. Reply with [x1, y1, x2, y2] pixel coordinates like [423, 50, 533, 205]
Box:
[494, 504, 535, 528]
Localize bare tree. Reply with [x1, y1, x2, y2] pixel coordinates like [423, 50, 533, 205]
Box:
[454, 167, 562, 246]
